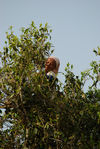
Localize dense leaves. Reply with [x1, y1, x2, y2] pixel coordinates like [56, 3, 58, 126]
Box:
[0, 22, 100, 149]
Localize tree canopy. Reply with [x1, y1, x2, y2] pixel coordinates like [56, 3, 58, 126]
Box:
[0, 22, 100, 149]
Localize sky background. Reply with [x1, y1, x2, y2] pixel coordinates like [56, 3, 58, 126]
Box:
[0, 0, 100, 89]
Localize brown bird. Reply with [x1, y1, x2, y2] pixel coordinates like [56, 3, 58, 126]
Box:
[45, 56, 60, 79]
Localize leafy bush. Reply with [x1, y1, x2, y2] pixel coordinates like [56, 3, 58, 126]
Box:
[0, 22, 100, 149]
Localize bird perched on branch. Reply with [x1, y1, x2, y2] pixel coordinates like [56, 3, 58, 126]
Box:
[45, 56, 60, 81]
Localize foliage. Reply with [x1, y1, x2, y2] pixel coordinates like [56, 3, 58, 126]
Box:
[0, 22, 100, 149]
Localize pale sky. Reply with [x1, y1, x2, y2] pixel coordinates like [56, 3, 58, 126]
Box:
[0, 0, 100, 85]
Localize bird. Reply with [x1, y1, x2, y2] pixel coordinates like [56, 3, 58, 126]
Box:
[45, 56, 60, 81]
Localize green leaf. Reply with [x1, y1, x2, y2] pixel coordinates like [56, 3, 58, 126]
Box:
[34, 128, 38, 134]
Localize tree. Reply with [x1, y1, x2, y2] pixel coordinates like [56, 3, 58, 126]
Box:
[0, 22, 100, 149]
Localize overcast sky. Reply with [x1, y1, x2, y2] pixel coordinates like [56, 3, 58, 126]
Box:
[0, 0, 100, 87]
